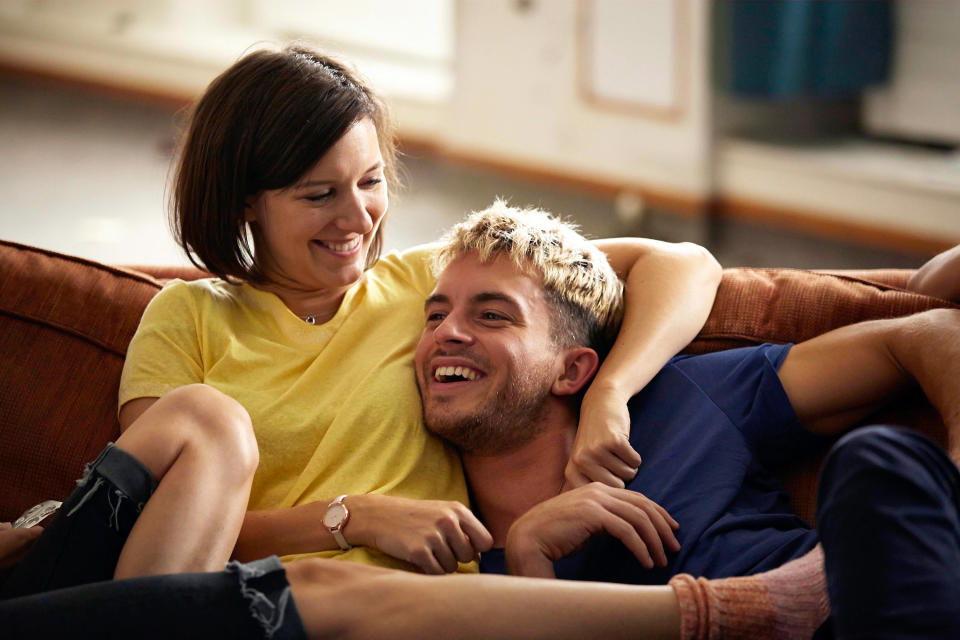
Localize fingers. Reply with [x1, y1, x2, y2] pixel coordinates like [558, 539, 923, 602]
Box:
[599, 509, 657, 569]
[458, 512, 495, 555]
[610, 437, 643, 469]
[652, 501, 680, 532]
[382, 500, 491, 575]
[437, 509, 490, 566]
[410, 534, 458, 575]
[566, 438, 642, 489]
[613, 490, 681, 558]
[582, 484, 680, 568]
[565, 464, 625, 490]
[617, 490, 680, 553]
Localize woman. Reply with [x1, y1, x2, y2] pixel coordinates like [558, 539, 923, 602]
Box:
[117, 43, 721, 572]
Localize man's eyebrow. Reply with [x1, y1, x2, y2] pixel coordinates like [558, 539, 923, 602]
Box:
[294, 162, 383, 189]
[424, 292, 522, 310]
[473, 292, 521, 308]
[424, 293, 449, 310]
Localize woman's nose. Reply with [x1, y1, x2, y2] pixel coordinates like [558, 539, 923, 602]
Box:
[335, 190, 374, 233]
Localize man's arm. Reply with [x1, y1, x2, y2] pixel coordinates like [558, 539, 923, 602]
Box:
[777, 309, 960, 461]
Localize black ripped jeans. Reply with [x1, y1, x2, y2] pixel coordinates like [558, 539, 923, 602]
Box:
[0, 443, 305, 639]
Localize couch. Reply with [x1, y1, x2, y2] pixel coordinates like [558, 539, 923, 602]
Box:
[1, 238, 956, 529]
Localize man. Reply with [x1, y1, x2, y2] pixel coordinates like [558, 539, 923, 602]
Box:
[414, 201, 960, 638]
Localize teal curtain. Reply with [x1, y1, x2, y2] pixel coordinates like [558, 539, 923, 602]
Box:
[729, 0, 893, 98]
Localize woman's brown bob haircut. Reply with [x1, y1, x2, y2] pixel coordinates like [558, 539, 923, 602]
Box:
[171, 44, 398, 282]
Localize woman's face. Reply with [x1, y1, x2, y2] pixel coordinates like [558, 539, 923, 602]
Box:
[245, 117, 388, 293]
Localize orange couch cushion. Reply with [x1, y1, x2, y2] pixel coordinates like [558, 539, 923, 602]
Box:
[688, 267, 950, 354]
[0, 240, 163, 521]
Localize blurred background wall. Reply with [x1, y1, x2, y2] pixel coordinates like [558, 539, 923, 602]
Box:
[1, 0, 957, 267]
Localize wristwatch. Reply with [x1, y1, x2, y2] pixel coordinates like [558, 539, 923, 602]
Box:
[322, 494, 352, 551]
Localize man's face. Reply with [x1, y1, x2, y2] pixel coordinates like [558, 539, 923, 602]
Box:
[415, 253, 563, 455]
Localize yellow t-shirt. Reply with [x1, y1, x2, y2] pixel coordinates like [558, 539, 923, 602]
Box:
[119, 245, 468, 569]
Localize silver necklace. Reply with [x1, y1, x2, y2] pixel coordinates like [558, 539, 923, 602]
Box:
[300, 314, 318, 325]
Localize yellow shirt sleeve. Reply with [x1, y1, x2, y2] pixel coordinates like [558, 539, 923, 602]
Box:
[119, 279, 205, 411]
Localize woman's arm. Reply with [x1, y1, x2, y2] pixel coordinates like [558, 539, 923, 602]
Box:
[235, 495, 492, 573]
[566, 239, 722, 488]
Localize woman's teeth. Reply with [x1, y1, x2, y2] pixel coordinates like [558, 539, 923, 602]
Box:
[321, 238, 361, 252]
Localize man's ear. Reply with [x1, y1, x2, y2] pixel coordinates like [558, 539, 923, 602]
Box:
[552, 347, 599, 397]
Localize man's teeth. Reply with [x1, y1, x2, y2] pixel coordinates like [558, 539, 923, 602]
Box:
[434, 366, 479, 382]
[322, 238, 360, 252]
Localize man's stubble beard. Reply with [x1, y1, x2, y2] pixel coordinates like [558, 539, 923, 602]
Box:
[423, 360, 556, 456]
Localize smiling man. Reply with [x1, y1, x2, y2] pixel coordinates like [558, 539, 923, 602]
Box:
[414, 200, 960, 639]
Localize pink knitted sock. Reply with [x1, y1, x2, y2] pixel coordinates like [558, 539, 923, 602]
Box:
[669, 544, 829, 640]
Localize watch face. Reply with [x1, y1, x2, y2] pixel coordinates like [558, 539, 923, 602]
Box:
[323, 503, 348, 528]
[14, 500, 62, 529]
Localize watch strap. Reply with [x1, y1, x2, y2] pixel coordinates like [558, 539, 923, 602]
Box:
[331, 528, 350, 551]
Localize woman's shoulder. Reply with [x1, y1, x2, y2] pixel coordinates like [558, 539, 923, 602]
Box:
[146, 277, 245, 318]
[370, 243, 439, 295]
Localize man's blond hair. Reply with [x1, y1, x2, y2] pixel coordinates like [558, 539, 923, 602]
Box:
[433, 200, 624, 350]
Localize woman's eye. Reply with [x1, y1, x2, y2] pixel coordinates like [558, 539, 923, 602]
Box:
[363, 177, 383, 188]
[426, 311, 446, 323]
[306, 191, 334, 202]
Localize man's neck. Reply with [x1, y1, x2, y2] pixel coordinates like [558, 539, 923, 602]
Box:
[463, 407, 577, 547]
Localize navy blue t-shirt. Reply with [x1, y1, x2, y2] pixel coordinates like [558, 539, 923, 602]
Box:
[481, 344, 823, 582]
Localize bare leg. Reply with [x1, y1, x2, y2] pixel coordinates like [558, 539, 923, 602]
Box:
[113, 384, 258, 578]
[284, 558, 680, 640]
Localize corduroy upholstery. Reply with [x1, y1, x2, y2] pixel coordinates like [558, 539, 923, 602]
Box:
[0, 240, 164, 521]
[0, 239, 954, 529]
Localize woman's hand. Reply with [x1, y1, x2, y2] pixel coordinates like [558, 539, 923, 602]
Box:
[564, 383, 643, 489]
[0, 522, 42, 569]
[346, 495, 493, 574]
[505, 483, 680, 579]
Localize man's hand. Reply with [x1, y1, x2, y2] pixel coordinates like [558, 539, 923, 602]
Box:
[504, 483, 680, 578]
[347, 495, 493, 574]
[0, 522, 42, 569]
[564, 385, 643, 489]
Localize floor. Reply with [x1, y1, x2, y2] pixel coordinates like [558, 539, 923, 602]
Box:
[0, 77, 931, 270]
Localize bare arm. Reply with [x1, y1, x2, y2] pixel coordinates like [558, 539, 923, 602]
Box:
[567, 239, 722, 487]
[777, 309, 960, 460]
[907, 245, 960, 301]
[236, 495, 492, 573]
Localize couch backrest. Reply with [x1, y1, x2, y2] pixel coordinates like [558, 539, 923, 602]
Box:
[1, 240, 956, 525]
[0, 240, 163, 520]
